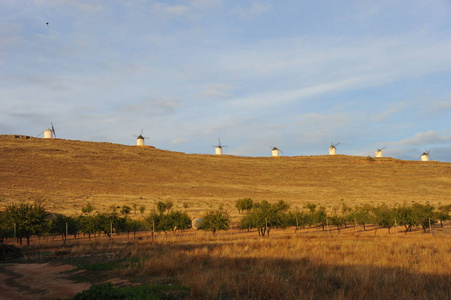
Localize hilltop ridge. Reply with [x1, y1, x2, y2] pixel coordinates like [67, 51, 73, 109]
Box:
[0, 135, 449, 217]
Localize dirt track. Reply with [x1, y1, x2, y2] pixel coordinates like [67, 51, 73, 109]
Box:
[0, 263, 90, 300]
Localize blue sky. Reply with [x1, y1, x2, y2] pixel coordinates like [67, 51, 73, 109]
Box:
[1, 0, 451, 161]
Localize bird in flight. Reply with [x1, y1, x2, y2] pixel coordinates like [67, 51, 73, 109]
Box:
[46, 22, 49, 27]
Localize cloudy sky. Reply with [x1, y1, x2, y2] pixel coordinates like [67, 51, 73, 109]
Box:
[1, 0, 451, 161]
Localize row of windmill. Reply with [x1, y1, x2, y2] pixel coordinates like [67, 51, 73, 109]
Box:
[38, 124, 432, 161]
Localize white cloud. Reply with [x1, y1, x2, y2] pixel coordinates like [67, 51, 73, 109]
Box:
[154, 3, 188, 16]
[390, 131, 451, 146]
[373, 102, 409, 121]
[171, 138, 188, 145]
[236, 2, 272, 19]
[227, 78, 360, 108]
[201, 84, 232, 98]
[250, 3, 272, 15]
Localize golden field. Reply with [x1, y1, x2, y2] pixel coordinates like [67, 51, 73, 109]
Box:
[1, 134, 450, 299]
[13, 226, 450, 300]
[0, 134, 449, 221]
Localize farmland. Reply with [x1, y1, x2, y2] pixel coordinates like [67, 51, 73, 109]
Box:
[0, 134, 450, 299]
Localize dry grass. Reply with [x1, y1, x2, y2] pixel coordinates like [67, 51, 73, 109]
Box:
[11, 224, 450, 299]
[98, 228, 451, 299]
[0, 135, 450, 222]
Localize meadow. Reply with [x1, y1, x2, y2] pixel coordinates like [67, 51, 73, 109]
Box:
[0, 135, 450, 299]
[4, 225, 450, 300]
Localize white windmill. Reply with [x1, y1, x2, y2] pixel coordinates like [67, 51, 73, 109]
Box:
[329, 142, 340, 155]
[421, 149, 431, 161]
[42, 122, 56, 139]
[134, 129, 149, 146]
[375, 147, 386, 158]
[271, 147, 283, 157]
[213, 139, 227, 155]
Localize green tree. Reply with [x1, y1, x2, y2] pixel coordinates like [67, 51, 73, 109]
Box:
[139, 205, 146, 216]
[235, 198, 254, 214]
[4, 201, 49, 245]
[329, 214, 345, 233]
[0, 211, 14, 244]
[81, 202, 95, 215]
[435, 204, 451, 228]
[349, 204, 374, 231]
[49, 214, 79, 240]
[373, 204, 396, 233]
[313, 206, 327, 230]
[287, 210, 307, 232]
[240, 200, 290, 237]
[199, 209, 230, 235]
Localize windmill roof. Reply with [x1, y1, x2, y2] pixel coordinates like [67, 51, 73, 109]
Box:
[137, 135, 144, 139]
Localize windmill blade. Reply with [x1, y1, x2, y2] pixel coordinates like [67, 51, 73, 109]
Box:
[51, 122, 56, 138]
[36, 131, 45, 138]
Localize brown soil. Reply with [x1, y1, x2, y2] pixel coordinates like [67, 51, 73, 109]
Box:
[0, 135, 450, 220]
[0, 263, 90, 299]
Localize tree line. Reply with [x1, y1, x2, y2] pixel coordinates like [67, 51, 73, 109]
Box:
[0, 199, 450, 245]
[236, 198, 451, 236]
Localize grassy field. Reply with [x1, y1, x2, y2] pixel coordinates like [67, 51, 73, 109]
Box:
[6, 226, 451, 299]
[1, 135, 450, 299]
[0, 135, 450, 222]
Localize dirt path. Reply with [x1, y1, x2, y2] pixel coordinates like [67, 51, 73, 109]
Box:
[0, 263, 90, 300]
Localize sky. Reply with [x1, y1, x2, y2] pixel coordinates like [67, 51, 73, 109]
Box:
[1, 0, 451, 161]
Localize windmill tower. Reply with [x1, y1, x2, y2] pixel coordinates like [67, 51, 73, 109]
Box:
[271, 147, 282, 157]
[43, 122, 56, 139]
[375, 147, 386, 158]
[421, 149, 430, 161]
[213, 139, 227, 155]
[329, 142, 340, 155]
[134, 129, 149, 146]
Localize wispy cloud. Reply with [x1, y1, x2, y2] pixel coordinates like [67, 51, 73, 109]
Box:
[153, 4, 189, 16]
[201, 84, 232, 98]
[390, 131, 451, 146]
[171, 138, 188, 145]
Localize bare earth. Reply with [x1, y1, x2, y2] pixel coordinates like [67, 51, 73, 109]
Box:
[0, 263, 90, 300]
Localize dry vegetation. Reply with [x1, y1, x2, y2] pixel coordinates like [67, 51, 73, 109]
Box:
[22, 227, 449, 300]
[1, 135, 450, 299]
[0, 135, 450, 222]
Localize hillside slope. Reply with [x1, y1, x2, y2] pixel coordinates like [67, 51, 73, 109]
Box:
[0, 135, 450, 217]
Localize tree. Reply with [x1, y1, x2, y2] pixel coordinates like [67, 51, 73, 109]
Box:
[287, 211, 307, 232]
[199, 209, 230, 235]
[411, 203, 436, 232]
[348, 204, 373, 231]
[139, 205, 146, 216]
[435, 204, 451, 228]
[4, 201, 49, 245]
[81, 202, 95, 215]
[313, 206, 327, 230]
[373, 205, 396, 233]
[235, 198, 253, 214]
[0, 211, 14, 244]
[240, 200, 290, 237]
[49, 214, 79, 240]
[156, 200, 173, 215]
[329, 214, 345, 233]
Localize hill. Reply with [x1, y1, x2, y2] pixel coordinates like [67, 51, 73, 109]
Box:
[0, 135, 449, 219]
